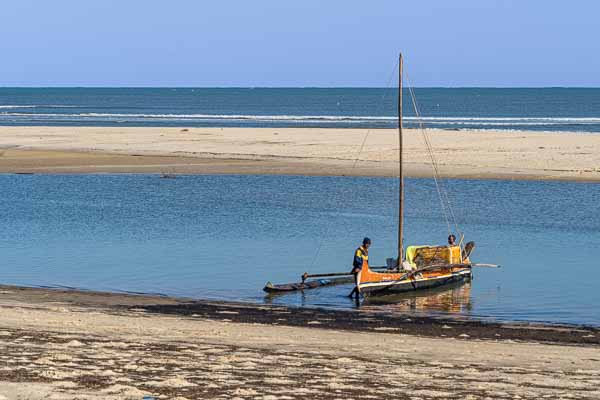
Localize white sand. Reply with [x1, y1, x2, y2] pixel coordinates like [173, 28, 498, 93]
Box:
[1, 126, 599, 180]
[0, 293, 599, 399]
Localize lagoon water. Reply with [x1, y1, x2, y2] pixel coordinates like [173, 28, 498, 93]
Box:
[1, 174, 599, 326]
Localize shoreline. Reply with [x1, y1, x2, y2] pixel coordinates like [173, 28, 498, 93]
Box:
[2, 284, 599, 344]
[3, 148, 600, 184]
[0, 284, 599, 399]
[1, 126, 600, 182]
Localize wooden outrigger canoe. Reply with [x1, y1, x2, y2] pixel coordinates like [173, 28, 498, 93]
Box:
[263, 53, 497, 298]
[355, 53, 495, 297]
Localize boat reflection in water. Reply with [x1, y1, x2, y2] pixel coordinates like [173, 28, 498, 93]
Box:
[358, 280, 472, 316]
[263, 280, 472, 315]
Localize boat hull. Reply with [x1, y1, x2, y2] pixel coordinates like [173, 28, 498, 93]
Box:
[358, 267, 472, 296]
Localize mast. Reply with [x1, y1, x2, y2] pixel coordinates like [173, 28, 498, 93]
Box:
[397, 53, 404, 266]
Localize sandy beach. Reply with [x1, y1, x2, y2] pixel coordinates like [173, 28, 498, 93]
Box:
[1, 126, 600, 181]
[0, 285, 599, 399]
[2, 127, 600, 398]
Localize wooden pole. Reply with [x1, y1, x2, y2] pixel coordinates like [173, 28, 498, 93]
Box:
[302, 272, 352, 281]
[301, 266, 393, 281]
[398, 53, 404, 266]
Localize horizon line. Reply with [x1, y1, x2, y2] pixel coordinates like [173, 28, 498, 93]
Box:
[1, 86, 600, 89]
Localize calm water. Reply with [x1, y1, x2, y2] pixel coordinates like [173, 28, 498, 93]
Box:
[1, 174, 599, 326]
[2, 88, 600, 131]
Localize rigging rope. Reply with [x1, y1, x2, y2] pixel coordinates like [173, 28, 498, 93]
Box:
[308, 57, 463, 271]
[404, 68, 462, 237]
[307, 59, 400, 270]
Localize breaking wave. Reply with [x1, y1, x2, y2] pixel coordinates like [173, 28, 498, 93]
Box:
[0, 105, 79, 109]
[2, 110, 600, 131]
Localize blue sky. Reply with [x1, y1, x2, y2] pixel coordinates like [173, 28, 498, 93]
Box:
[2, 0, 599, 87]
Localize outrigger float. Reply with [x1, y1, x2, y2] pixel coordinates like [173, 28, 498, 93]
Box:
[264, 275, 353, 293]
[263, 53, 498, 297]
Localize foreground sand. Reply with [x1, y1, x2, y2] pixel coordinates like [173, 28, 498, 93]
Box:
[1, 126, 600, 181]
[0, 286, 599, 399]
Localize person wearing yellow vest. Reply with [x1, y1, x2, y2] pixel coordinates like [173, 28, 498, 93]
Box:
[348, 237, 371, 299]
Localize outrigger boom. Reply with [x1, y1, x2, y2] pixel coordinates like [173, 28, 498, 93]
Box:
[263, 266, 391, 294]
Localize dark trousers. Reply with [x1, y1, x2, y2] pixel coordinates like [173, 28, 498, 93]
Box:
[349, 268, 360, 298]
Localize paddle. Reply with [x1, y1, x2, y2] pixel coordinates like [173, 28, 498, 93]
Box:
[362, 262, 499, 294]
[398, 262, 499, 281]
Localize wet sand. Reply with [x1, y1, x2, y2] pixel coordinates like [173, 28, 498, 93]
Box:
[1, 126, 600, 181]
[0, 285, 599, 399]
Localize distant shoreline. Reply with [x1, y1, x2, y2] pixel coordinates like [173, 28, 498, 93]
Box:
[1, 126, 600, 182]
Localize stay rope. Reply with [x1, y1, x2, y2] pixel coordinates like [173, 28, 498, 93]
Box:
[404, 68, 462, 238]
[307, 58, 463, 271]
[307, 59, 400, 270]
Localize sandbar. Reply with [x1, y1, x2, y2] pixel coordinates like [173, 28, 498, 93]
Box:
[1, 126, 600, 181]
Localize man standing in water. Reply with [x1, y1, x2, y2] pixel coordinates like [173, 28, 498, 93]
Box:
[348, 237, 371, 299]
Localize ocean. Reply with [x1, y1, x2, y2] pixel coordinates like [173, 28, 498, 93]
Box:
[1, 87, 600, 132]
[1, 174, 599, 326]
